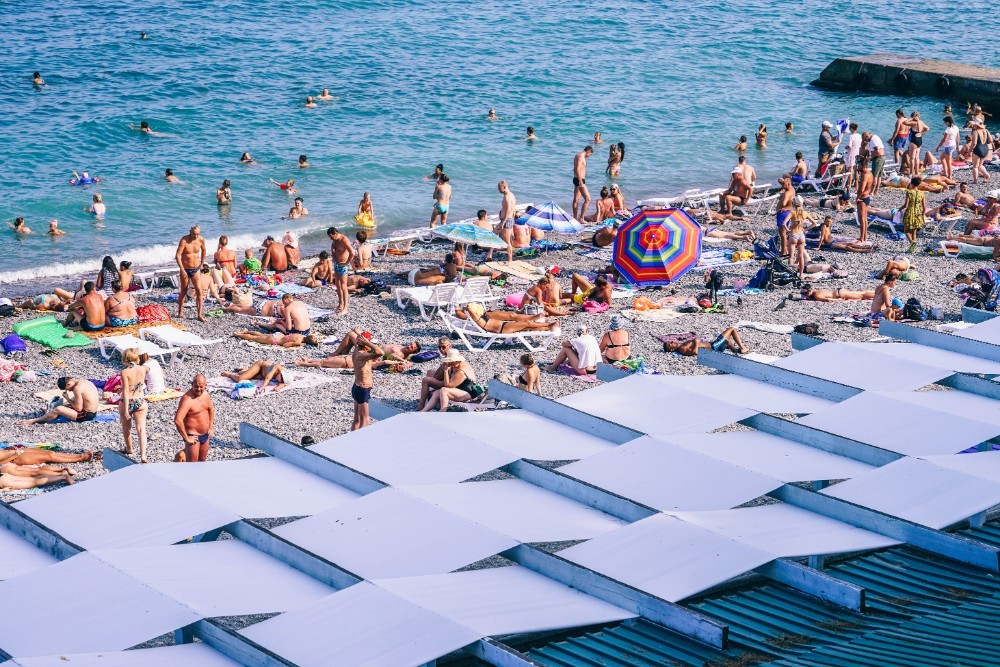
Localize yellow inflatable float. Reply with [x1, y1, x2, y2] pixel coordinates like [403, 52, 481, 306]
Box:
[354, 212, 376, 228]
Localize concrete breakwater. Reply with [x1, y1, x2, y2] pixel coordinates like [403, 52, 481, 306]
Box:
[813, 54, 1000, 113]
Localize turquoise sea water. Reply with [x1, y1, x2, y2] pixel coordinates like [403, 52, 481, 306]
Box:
[0, 0, 995, 283]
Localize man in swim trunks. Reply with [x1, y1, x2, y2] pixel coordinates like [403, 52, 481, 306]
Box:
[789, 152, 809, 186]
[564, 274, 612, 305]
[521, 274, 571, 317]
[261, 237, 289, 272]
[775, 176, 795, 256]
[175, 374, 214, 462]
[591, 221, 618, 248]
[817, 121, 840, 176]
[890, 109, 909, 170]
[175, 225, 207, 322]
[430, 174, 452, 228]
[496, 180, 516, 262]
[327, 226, 356, 314]
[18, 377, 101, 425]
[105, 280, 138, 327]
[304, 250, 334, 287]
[67, 281, 106, 331]
[572, 146, 593, 222]
[276, 294, 311, 335]
[350, 334, 384, 431]
[719, 167, 752, 216]
[854, 157, 873, 243]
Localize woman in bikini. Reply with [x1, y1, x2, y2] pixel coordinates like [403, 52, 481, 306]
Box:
[106, 280, 138, 327]
[794, 286, 875, 302]
[118, 348, 149, 463]
[214, 235, 237, 280]
[514, 353, 542, 395]
[600, 314, 631, 363]
[607, 143, 624, 177]
[610, 184, 628, 214]
[222, 297, 279, 317]
[453, 303, 560, 334]
[786, 200, 812, 278]
[222, 360, 287, 392]
[755, 123, 767, 149]
[232, 330, 320, 348]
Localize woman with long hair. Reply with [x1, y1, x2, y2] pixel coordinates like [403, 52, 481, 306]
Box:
[607, 142, 625, 177]
[93, 255, 120, 297]
[119, 348, 150, 463]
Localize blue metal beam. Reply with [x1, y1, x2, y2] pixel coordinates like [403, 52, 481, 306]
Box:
[487, 380, 641, 445]
[770, 484, 1000, 571]
[790, 332, 826, 350]
[0, 501, 81, 561]
[962, 306, 997, 323]
[503, 544, 728, 649]
[755, 558, 865, 611]
[879, 320, 1000, 363]
[369, 399, 403, 421]
[938, 373, 1000, 401]
[505, 460, 657, 524]
[239, 423, 386, 495]
[468, 638, 546, 666]
[188, 618, 295, 666]
[741, 414, 901, 467]
[698, 349, 860, 402]
[225, 520, 362, 590]
[596, 363, 629, 382]
[101, 447, 134, 472]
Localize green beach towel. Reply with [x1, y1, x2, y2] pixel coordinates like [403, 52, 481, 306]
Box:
[12, 316, 92, 350]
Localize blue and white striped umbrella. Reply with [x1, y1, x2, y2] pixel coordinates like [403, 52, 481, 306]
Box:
[517, 202, 583, 234]
[430, 223, 507, 249]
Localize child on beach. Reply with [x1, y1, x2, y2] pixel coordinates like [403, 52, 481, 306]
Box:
[241, 248, 261, 276]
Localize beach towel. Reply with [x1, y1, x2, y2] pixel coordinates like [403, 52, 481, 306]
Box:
[578, 247, 614, 262]
[205, 369, 337, 399]
[698, 248, 754, 269]
[620, 308, 684, 323]
[556, 364, 599, 382]
[12, 316, 92, 350]
[33, 388, 117, 413]
[656, 332, 698, 345]
[734, 321, 795, 335]
[48, 413, 117, 424]
[483, 260, 544, 282]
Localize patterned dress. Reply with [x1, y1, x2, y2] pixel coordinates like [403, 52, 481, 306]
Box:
[902, 188, 925, 232]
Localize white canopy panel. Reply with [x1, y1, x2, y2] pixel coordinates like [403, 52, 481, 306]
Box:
[798, 392, 1000, 456]
[416, 410, 616, 460]
[11, 644, 242, 667]
[240, 582, 480, 667]
[772, 342, 952, 391]
[374, 566, 636, 636]
[955, 315, 1000, 345]
[557, 375, 756, 435]
[845, 341, 1000, 375]
[15, 465, 239, 550]
[558, 437, 782, 512]
[660, 431, 875, 482]
[144, 457, 360, 519]
[0, 529, 58, 581]
[309, 414, 517, 484]
[558, 514, 775, 602]
[0, 553, 199, 658]
[401, 480, 628, 542]
[274, 488, 517, 579]
[880, 389, 1000, 427]
[822, 457, 1000, 529]
[653, 373, 836, 414]
[921, 451, 1000, 483]
[92, 541, 335, 617]
[672, 504, 900, 557]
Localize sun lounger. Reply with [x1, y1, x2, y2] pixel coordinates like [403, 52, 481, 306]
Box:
[97, 334, 178, 366]
[139, 325, 223, 361]
[939, 241, 993, 259]
[440, 311, 557, 352]
[636, 195, 686, 208]
[797, 171, 848, 193]
[395, 282, 461, 321]
[152, 268, 180, 289]
[371, 229, 434, 257]
[455, 276, 504, 307]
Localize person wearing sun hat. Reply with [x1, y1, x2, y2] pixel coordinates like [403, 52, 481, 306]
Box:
[600, 314, 631, 363]
[420, 349, 485, 412]
[964, 190, 1000, 237]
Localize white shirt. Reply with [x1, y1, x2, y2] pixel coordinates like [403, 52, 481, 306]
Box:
[943, 125, 959, 149]
[846, 132, 862, 158]
[867, 134, 885, 154]
[570, 334, 603, 370]
[143, 359, 167, 394]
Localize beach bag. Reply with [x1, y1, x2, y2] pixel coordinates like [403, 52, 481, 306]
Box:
[582, 300, 609, 313]
[793, 323, 820, 336]
[2, 334, 27, 355]
[506, 293, 526, 308]
[409, 350, 440, 363]
[0, 360, 24, 382]
[747, 265, 773, 289]
[0, 298, 14, 317]
[137, 304, 171, 324]
[103, 373, 123, 394]
[467, 383, 486, 400]
[903, 297, 927, 321]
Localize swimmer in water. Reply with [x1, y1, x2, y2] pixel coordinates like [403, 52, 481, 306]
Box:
[286, 197, 309, 219]
[217, 179, 232, 205]
[487, 108, 497, 121]
[785, 122, 795, 134]
[164, 168, 179, 183]
[593, 131, 602, 144]
[87, 193, 106, 219]
[270, 178, 296, 194]
[733, 135, 748, 151]
[70, 171, 99, 185]
[140, 31, 148, 39]
[525, 126, 539, 141]
[240, 152, 255, 164]
[305, 96, 317, 108]
[11, 217, 31, 234]
[140, 121, 152, 134]
[298, 154, 309, 168]
[46, 220, 65, 236]
[317, 88, 334, 101]
[32, 71, 45, 86]
[424, 163, 445, 182]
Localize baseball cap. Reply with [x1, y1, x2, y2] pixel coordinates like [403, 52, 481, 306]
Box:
[822, 121, 833, 128]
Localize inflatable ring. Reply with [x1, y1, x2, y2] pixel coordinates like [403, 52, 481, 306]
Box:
[354, 212, 376, 228]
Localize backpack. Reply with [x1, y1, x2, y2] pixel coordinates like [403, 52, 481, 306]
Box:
[2, 333, 27, 355]
[748, 265, 773, 289]
[0, 298, 14, 317]
[903, 297, 927, 321]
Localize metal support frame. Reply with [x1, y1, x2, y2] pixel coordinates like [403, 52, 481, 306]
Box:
[879, 320, 1000, 364]
[239, 423, 386, 495]
[741, 413, 901, 467]
[188, 618, 296, 666]
[369, 399, 403, 421]
[467, 638, 546, 666]
[755, 559, 864, 611]
[938, 372, 1000, 401]
[0, 501, 82, 561]
[596, 363, 629, 382]
[505, 460, 657, 523]
[963, 306, 997, 324]
[101, 447, 135, 472]
[790, 332, 826, 350]
[770, 484, 1000, 572]
[698, 349, 860, 402]
[504, 544, 728, 649]
[487, 380, 641, 445]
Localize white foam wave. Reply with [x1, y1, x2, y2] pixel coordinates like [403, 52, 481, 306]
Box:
[0, 222, 332, 286]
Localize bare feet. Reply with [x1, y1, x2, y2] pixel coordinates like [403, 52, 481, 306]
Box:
[64, 474, 75, 485]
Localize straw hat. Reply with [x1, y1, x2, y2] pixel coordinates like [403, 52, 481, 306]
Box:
[443, 349, 466, 363]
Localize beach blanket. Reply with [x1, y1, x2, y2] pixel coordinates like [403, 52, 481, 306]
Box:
[483, 260, 544, 282]
[698, 248, 754, 269]
[556, 364, 599, 382]
[238, 334, 338, 352]
[578, 247, 614, 262]
[12, 316, 92, 350]
[254, 283, 316, 297]
[734, 321, 795, 335]
[80, 321, 186, 340]
[34, 388, 117, 413]
[656, 332, 697, 345]
[619, 308, 685, 323]
[206, 369, 337, 399]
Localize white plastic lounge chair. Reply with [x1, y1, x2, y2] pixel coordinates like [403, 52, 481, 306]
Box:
[636, 195, 686, 208]
[455, 277, 503, 307]
[687, 188, 725, 211]
[395, 283, 461, 321]
[372, 229, 434, 258]
[440, 311, 557, 352]
[139, 325, 223, 361]
[798, 170, 848, 193]
[98, 334, 177, 366]
[152, 268, 180, 289]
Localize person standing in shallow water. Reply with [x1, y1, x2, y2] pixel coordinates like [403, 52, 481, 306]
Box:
[430, 174, 451, 228]
[572, 146, 593, 222]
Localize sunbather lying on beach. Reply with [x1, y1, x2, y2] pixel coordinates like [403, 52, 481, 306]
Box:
[663, 328, 749, 356]
[16, 288, 74, 311]
[221, 360, 287, 392]
[791, 286, 875, 302]
[222, 298, 279, 317]
[876, 256, 913, 279]
[454, 303, 560, 334]
[327, 328, 420, 359]
[684, 207, 745, 223]
[0, 447, 99, 466]
[294, 352, 407, 371]
[881, 174, 948, 192]
[232, 330, 321, 348]
[705, 228, 756, 241]
[826, 238, 877, 253]
[397, 254, 458, 286]
[799, 191, 854, 212]
[0, 469, 75, 489]
[1, 462, 77, 477]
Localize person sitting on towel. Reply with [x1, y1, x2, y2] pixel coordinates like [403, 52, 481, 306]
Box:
[545, 325, 603, 375]
[17, 377, 101, 425]
[663, 328, 749, 356]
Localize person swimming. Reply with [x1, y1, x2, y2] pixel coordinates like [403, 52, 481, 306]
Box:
[317, 88, 334, 101]
[487, 108, 497, 121]
[140, 121, 152, 134]
[298, 154, 309, 168]
[11, 217, 31, 234]
[240, 152, 256, 164]
[304, 96, 317, 108]
[32, 71, 45, 86]
[87, 193, 106, 219]
[46, 219, 65, 236]
[525, 126, 539, 141]
[70, 171, 99, 185]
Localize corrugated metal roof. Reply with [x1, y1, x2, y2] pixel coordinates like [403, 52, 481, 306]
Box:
[523, 527, 1000, 667]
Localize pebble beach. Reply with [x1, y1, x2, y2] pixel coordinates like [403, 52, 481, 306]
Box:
[2, 171, 997, 502]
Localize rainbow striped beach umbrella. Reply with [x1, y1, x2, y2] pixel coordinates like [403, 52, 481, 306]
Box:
[516, 202, 582, 234]
[613, 208, 702, 286]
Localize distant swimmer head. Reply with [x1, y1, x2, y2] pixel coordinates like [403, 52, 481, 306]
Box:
[33, 71, 40, 78]
[14, 217, 24, 228]
[165, 168, 173, 176]
[140, 121, 150, 130]
[93, 193, 102, 203]
[594, 131, 601, 142]
[526, 126, 535, 135]
[435, 163, 444, 173]
[49, 219, 58, 229]
[240, 152, 252, 162]
[298, 154, 308, 164]
[140, 32, 147, 38]
[785, 122, 793, 130]
[739, 135, 747, 143]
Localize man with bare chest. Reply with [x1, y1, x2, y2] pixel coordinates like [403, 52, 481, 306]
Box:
[175, 226, 207, 321]
[327, 227, 356, 314]
[174, 374, 214, 462]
